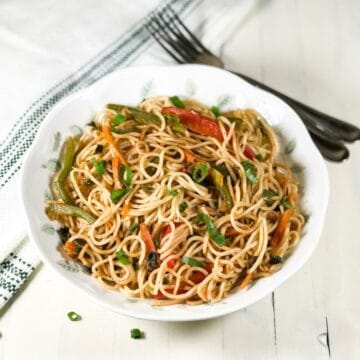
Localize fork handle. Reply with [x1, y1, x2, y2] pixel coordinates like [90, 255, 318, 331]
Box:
[233, 72, 360, 142]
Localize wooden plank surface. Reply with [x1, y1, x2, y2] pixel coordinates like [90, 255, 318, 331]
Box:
[0, 0, 359, 359]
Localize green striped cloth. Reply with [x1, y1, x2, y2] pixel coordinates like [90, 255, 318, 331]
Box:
[0, 0, 249, 308]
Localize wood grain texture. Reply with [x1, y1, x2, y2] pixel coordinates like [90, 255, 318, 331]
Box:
[0, 0, 359, 359]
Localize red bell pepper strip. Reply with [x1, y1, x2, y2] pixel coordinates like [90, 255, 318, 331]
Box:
[162, 107, 224, 142]
[244, 144, 256, 160]
[152, 288, 188, 299]
[271, 210, 294, 246]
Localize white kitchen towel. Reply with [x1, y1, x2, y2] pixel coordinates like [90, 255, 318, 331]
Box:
[0, 0, 254, 307]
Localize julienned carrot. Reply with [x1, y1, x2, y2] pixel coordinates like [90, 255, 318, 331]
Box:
[240, 273, 252, 289]
[225, 228, 239, 238]
[183, 149, 197, 164]
[122, 203, 130, 218]
[64, 241, 77, 258]
[271, 209, 294, 246]
[102, 123, 127, 165]
[140, 223, 156, 254]
[111, 157, 122, 189]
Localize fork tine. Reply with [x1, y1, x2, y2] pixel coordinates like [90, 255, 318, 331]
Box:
[148, 14, 196, 63]
[146, 21, 188, 64]
[164, 6, 211, 55]
[157, 10, 201, 60]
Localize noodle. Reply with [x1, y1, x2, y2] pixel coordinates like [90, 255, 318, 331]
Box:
[46, 96, 304, 305]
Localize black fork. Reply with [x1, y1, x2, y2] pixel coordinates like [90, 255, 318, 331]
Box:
[146, 6, 360, 162]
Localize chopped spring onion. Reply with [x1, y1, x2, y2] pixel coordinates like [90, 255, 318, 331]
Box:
[110, 188, 129, 204]
[168, 189, 178, 197]
[255, 153, 264, 161]
[195, 213, 228, 247]
[241, 161, 258, 184]
[165, 113, 185, 133]
[262, 189, 278, 206]
[67, 311, 82, 321]
[128, 223, 139, 234]
[192, 163, 209, 183]
[130, 328, 143, 339]
[92, 158, 106, 177]
[116, 249, 130, 264]
[112, 113, 126, 126]
[119, 165, 133, 188]
[210, 105, 221, 117]
[182, 256, 204, 268]
[170, 96, 185, 108]
[179, 201, 187, 212]
[280, 197, 292, 209]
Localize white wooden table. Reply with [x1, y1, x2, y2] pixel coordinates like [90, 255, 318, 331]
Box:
[0, 0, 359, 359]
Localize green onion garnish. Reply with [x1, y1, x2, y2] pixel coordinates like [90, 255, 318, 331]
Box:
[112, 114, 126, 126]
[119, 165, 133, 188]
[67, 311, 82, 321]
[227, 116, 243, 124]
[280, 197, 292, 209]
[168, 189, 178, 197]
[241, 161, 258, 184]
[128, 223, 139, 233]
[162, 277, 169, 285]
[179, 201, 187, 212]
[116, 249, 130, 264]
[165, 113, 185, 133]
[182, 256, 204, 268]
[110, 188, 129, 204]
[170, 96, 185, 108]
[92, 158, 106, 177]
[130, 328, 143, 339]
[211, 105, 221, 117]
[262, 189, 278, 202]
[255, 153, 263, 161]
[195, 213, 228, 247]
[192, 163, 209, 183]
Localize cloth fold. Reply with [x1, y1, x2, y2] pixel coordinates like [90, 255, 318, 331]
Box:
[0, 0, 253, 308]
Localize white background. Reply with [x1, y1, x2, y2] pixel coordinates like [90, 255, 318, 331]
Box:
[0, 0, 359, 359]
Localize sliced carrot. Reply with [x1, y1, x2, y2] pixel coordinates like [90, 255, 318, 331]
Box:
[240, 273, 253, 289]
[122, 203, 130, 218]
[102, 123, 127, 165]
[204, 262, 214, 273]
[111, 156, 122, 189]
[183, 149, 197, 164]
[271, 209, 294, 246]
[140, 223, 156, 254]
[225, 228, 239, 238]
[64, 241, 77, 258]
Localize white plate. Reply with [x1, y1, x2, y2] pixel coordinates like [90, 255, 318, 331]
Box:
[20, 65, 329, 321]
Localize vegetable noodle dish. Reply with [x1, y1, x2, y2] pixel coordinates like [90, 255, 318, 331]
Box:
[46, 96, 304, 306]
